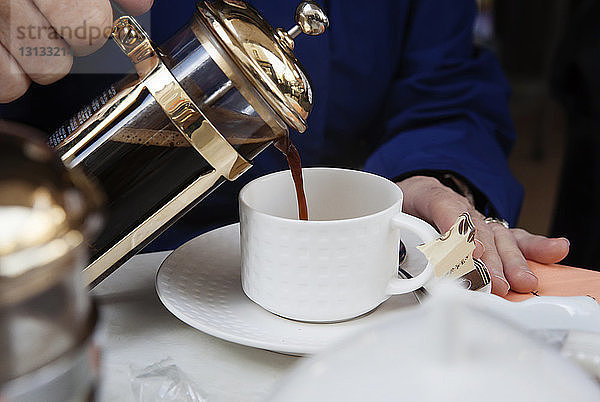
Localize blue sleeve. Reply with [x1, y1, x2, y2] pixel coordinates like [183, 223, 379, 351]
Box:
[363, 0, 523, 224]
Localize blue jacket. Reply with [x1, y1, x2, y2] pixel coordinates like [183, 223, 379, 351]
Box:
[1, 0, 523, 250]
[150, 0, 523, 246]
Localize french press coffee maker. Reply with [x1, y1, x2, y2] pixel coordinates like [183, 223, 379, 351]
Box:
[47, 1, 329, 287]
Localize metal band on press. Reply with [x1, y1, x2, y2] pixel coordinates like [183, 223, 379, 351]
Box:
[112, 16, 251, 181]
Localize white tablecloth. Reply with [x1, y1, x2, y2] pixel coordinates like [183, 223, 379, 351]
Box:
[92, 251, 298, 402]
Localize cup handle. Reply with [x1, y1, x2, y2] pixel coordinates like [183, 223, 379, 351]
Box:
[386, 212, 439, 295]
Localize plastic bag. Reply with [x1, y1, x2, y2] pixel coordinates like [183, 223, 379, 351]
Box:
[130, 358, 207, 402]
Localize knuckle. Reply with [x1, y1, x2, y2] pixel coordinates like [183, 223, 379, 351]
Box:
[61, 1, 112, 28]
[50, 2, 113, 53]
[403, 175, 439, 192]
[129, 0, 155, 15]
[85, 2, 113, 26]
[143, 0, 155, 12]
[29, 54, 73, 84]
[428, 186, 448, 201]
[477, 227, 494, 243]
[0, 79, 30, 103]
[511, 228, 528, 236]
[503, 249, 526, 263]
[482, 259, 502, 276]
[81, 4, 112, 40]
[481, 248, 499, 262]
[456, 197, 472, 211]
[490, 224, 507, 234]
[419, 175, 442, 188]
[428, 185, 460, 207]
[411, 176, 474, 219]
[424, 188, 449, 215]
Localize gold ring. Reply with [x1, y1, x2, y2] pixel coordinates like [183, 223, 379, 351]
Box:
[484, 217, 510, 229]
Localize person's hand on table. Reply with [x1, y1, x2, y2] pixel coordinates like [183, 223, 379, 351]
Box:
[0, 0, 153, 103]
[397, 175, 570, 296]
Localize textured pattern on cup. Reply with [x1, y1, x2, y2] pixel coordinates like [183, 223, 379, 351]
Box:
[239, 168, 409, 322]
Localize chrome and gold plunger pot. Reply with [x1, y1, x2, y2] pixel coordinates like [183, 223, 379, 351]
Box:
[0, 127, 102, 401]
[47, 1, 329, 287]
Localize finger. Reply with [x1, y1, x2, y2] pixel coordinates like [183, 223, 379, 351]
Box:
[32, 0, 113, 56]
[476, 219, 510, 296]
[0, 0, 72, 85]
[512, 229, 570, 264]
[0, 43, 30, 103]
[473, 239, 485, 259]
[492, 225, 538, 293]
[114, 0, 154, 15]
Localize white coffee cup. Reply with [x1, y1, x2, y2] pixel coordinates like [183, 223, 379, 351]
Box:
[239, 168, 439, 322]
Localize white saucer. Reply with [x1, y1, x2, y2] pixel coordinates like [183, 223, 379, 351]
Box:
[155, 223, 429, 355]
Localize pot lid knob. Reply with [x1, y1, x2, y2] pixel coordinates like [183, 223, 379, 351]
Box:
[288, 1, 329, 39]
[200, 0, 329, 132]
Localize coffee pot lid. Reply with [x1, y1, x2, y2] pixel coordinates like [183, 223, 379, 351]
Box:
[197, 0, 329, 133]
[0, 125, 103, 305]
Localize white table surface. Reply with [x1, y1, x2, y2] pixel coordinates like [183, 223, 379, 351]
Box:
[89, 249, 600, 401]
[92, 251, 298, 402]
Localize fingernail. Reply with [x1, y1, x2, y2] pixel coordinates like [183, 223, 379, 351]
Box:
[474, 239, 485, 251]
[560, 237, 570, 247]
[492, 274, 510, 294]
[494, 274, 510, 285]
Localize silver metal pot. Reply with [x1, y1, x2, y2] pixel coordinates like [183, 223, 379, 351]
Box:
[0, 124, 103, 401]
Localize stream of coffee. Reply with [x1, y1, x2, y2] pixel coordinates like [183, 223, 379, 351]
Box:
[275, 137, 308, 221]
